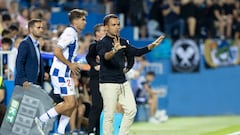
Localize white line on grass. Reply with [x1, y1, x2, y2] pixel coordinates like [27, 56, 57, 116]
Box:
[226, 131, 240, 135]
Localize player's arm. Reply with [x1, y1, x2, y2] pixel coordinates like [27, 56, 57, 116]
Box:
[54, 46, 80, 74]
[56, 28, 81, 74]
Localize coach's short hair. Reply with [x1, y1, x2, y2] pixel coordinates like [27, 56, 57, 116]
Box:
[28, 19, 42, 30]
[68, 9, 88, 23]
[93, 23, 104, 36]
[103, 14, 118, 26]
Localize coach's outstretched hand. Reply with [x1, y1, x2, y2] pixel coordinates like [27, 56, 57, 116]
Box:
[148, 35, 165, 50]
[113, 36, 126, 52]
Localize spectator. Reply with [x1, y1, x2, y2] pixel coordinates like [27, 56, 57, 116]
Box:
[1, 28, 10, 37]
[97, 0, 114, 14]
[8, 24, 19, 41]
[233, 0, 240, 39]
[56, 25, 66, 37]
[0, 76, 5, 103]
[180, 0, 196, 38]
[40, 36, 53, 52]
[0, 76, 6, 127]
[211, 0, 236, 39]
[126, 55, 149, 80]
[133, 56, 149, 73]
[74, 34, 93, 64]
[8, 36, 22, 76]
[115, 0, 130, 26]
[129, 0, 148, 38]
[29, 7, 43, 20]
[0, 0, 7, 14]
[194, 0, 215, 39]
[17, 8, 29, 34]
[42, 8, 52, 30]
[7, 0, 19, 23]
[162, 0, 184, 39]
[1, 37, 13, 80]
[148, 0, 164, 38]
[222, 0, 237, 38]
[78, 71, 91, 129]
[136, 71, 167, 123]
[1, 12, 12, 30]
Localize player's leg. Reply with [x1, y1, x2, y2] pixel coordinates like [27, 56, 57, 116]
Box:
[118, 81, 137, 135]
[37, 77, 76, 134]
[55, 77, 76, 134]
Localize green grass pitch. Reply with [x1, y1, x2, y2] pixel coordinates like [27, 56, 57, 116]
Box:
[129, 116, 240, 135]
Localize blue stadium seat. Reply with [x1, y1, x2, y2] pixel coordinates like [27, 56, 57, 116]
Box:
[50, 11, 69, 25]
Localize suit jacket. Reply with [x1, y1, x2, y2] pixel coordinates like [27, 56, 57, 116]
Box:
[15, 36, 44, 87]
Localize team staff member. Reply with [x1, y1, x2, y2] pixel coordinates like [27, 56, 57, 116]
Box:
[15, 19, 44, 88]
[97, 14, 164, 135]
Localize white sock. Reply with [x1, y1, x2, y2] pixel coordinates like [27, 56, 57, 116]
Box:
[57, 115, 70, 134]
[39, 108, 58, 122]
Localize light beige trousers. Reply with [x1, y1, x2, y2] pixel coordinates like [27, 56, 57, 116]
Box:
[100, 81, 137, 135]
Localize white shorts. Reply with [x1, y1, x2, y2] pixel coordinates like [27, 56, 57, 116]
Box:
[51, 76, 75, 97]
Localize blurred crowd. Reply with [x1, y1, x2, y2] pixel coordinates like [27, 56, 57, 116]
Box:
[116, 0, 240, 40]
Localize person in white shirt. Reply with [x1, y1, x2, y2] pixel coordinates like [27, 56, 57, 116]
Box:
[35, 9, 88, 135]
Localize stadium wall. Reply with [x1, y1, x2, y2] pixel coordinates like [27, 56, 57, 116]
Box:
[130, 40, 240, 116]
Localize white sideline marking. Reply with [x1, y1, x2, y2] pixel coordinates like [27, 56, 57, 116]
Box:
[226, 131, 240, 135]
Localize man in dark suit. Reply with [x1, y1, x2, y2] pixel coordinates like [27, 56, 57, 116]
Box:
[15, 19, 44, 89]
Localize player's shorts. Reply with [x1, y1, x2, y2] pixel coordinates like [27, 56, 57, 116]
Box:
[51, 76, 75, 97]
